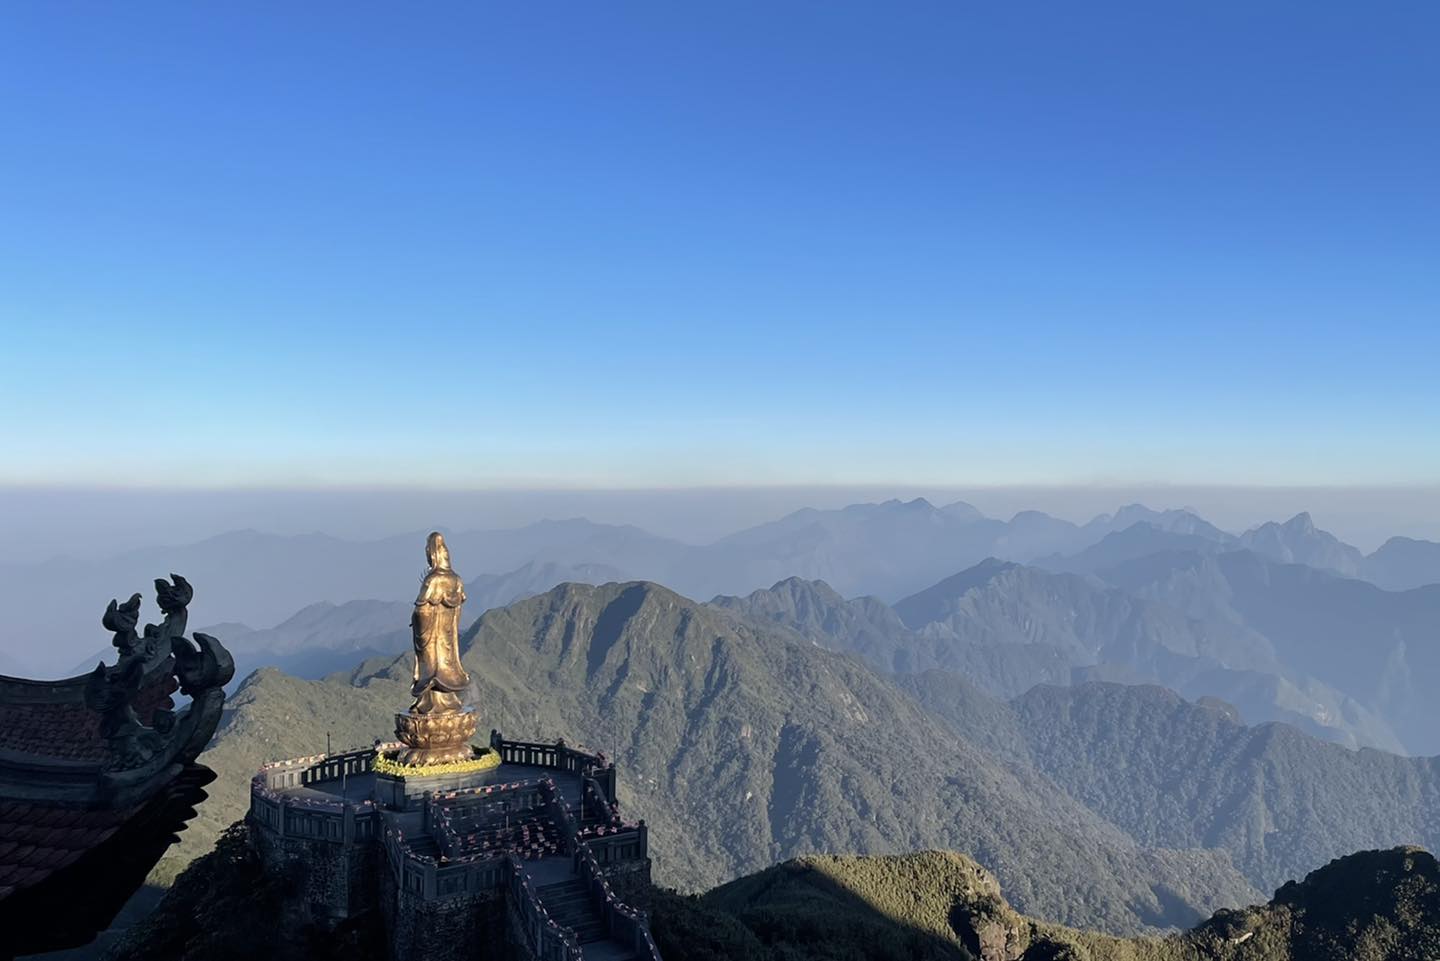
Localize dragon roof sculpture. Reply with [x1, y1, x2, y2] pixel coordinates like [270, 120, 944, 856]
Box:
[0, 574, 233, 959]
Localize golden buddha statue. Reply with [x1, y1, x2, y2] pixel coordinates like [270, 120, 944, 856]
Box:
[410, 532, 471, 714]
[393, 532, 478, 765]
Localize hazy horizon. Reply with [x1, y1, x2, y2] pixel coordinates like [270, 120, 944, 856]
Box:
[4, 483, 1437, 560]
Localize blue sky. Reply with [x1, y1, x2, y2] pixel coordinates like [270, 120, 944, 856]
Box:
[2, 2, 1437, 488]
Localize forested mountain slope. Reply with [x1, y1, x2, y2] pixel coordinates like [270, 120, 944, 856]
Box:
[1098, 549, 1440, 754]
[905, 674, 1440, 894]
[651, 845, 1440, 961]
[173, 581, 1258, 934]
[721, 567, 1398, 751]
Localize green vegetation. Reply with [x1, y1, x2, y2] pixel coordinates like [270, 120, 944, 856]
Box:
[652, 846, 1440, 961]
[726, 575, 1440, 897]
[119, 824, 1440, 961]
[159, 577, 1440, 935]
[724, 563, 1401, 751]
[908, 675, 1440, 894]
[169, 581, 1255, 933]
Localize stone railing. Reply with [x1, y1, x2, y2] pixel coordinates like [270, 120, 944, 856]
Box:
[249, 775, 380, 844]
[431, 776, 549, 807]
[490, 730, 613, 784]
[298, 745, 382, 785]
[430, 775, 569, 864]
[384, 824, 445, 897]
[385, 823, 509, 897]
[538, 777, 577, 855]
[588, 764, 618, 806]
[488, 731, 621, 814]
[574, 842, 661, 961]
[386, 813, 565, 904]
[258, 744, 388, 792]
[430, 851, 508, 899]
[488, 733, 581, 769]
[428, 777, 551, 833]
[579, 772, 621, 823]
[507, 857, 581, 961]
[579, 822, 648, 865]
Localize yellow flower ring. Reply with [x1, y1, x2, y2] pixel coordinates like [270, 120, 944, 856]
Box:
[374, 748, 502, 779]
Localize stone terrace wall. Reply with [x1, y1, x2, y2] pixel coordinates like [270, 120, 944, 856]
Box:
[251, 817, 382, 926]
[248, 748, 388, 926]
[396, 885, 507, 960]
[381, 849, 529, 961]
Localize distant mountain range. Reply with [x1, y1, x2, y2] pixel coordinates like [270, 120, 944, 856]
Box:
[212, 558, 629, 667]
[23, 498, 1439, 758]
[11, 493, 1440, 778]
[64, 559, 633, 685]
[1095, 547, 1440, 754]
[4, 520, 683, 675]
[1366, 535, 1440, 591]
[715, 552, 1435, 754]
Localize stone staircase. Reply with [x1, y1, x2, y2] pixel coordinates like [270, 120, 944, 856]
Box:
[537, 878, 606, 943]
[534, 874, 635, 961]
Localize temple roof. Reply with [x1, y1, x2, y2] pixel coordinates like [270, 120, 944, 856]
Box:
[0, 575, 232, 959]
[0, 673, 178, 764]
[0, 701, 107, 762]
[0, 797, 136, 899]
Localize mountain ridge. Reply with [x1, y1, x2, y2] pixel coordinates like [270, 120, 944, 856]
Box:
[722, 561, 1401, 751]
[171, 578, 1261, 934]
[10, 500, 1440, 675]
[650, 844, 1440, 961]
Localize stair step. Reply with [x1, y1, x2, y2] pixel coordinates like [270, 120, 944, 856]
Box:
[570, 924, 607, 943]
[533, 869, 612, 948]
[539, 880, 588, 894]
[548, 902, 597, 917]
[553, 915, 602, 932]
[542, 890, 591, 904]
[550, 904, 596, 922]
[544, 892, 596, 909]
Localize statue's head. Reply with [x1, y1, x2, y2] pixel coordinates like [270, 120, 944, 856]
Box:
[425, 531, 452, 572]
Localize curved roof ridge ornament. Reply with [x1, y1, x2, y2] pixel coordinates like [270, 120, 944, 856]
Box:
[0, 573, 234, 956]
[82, 574, 234, 790]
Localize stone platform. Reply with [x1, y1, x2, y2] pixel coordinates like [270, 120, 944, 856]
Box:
[247, 732, 656, 961]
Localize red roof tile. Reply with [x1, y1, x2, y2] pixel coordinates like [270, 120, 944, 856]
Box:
[0, 799, 131, 898]
[0, 673, 178, 762]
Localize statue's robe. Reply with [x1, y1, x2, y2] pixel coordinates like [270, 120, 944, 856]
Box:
[410, 570, 470, 713]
